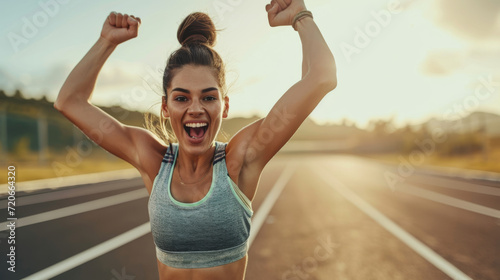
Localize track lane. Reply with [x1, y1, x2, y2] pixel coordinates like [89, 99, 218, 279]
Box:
[317, 155, 500, 280]
[2, 154, 499, 279]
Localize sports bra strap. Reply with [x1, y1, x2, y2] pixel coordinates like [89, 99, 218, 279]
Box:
[213, 142, 226, 165]
[161, 143, 175, 164]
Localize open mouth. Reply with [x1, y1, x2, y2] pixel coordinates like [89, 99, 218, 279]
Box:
[184, 122, 208, 140]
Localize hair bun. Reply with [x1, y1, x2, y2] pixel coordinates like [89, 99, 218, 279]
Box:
[181, 34, 208, 46]
[177, 12, 217, 47]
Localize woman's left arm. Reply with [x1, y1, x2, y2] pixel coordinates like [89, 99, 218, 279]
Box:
[231, 0, 337, 169]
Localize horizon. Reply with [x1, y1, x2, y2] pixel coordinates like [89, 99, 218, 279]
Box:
[2, 0, 500, 130]
[4, 88, 500, 134]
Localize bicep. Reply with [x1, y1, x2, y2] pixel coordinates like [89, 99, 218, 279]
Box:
[56, 100, 162, 169]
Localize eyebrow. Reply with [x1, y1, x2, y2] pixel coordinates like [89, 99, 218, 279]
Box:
[171, 87, 218, 94]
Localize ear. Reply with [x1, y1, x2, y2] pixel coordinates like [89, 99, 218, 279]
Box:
[161, 96, 170, 118]
[222, 96, 229, 119]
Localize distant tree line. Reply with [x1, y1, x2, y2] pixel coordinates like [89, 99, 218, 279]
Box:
[0, 89, 145, 164]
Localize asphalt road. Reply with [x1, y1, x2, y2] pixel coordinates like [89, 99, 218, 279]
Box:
[0, 153, 499, 280]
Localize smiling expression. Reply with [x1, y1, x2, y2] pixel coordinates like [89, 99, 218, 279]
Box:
[162, 65, 229, 153]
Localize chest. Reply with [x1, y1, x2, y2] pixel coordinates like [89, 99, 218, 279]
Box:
[148, 164, 252, 252]
[169, 173, 213, 204]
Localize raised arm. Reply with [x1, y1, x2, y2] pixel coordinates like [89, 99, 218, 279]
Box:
[228, 0, 337, 170]
[54, 13, 162, 169]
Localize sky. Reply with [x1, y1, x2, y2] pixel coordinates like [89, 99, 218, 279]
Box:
[1, 0, 500, 129]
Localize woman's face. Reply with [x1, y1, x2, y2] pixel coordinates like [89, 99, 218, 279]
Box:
[162, 65, 229, 154]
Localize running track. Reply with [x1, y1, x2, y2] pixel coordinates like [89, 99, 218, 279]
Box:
[1, 153, 499, 279]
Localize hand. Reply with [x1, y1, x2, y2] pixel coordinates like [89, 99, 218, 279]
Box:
[265, 0, 307, 27]
[100, 12, 141, 46]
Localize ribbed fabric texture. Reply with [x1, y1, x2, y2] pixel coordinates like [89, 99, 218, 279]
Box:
[148, 141, 253, 268]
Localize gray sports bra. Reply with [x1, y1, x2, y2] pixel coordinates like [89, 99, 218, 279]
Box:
[148, 141, 253, 268]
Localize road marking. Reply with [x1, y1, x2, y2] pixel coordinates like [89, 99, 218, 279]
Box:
[414, 166, 500, 182]
[363, 156, 500, 182]
[409, 175, 500, 196]
[313, 165, 473, 280]
[0, 168, 140, 195]
[0, 189, 148, 231]
[0, 179, 143, 209]
[248, 163, 295, 248]
[400, 183, 500, 219]
[22, 222, 151, 280]
[318, 157, 500, 218]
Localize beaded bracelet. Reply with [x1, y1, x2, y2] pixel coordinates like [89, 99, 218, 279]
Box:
[292, 10, 313, 31]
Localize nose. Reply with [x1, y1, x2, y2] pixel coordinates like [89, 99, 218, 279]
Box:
[187, 98, 204, 117]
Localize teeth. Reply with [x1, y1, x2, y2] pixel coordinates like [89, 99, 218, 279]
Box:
[185, 123, 208, 128]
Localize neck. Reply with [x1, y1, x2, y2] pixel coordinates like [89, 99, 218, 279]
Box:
[176, 142, 215, 176]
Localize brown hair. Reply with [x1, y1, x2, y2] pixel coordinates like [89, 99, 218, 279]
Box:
[146, 12, 226, 145]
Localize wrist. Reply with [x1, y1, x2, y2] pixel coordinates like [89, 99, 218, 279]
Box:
[97, 36, 118, 50]
[295, 16, 314, 31]
[292, 10, 313, 31]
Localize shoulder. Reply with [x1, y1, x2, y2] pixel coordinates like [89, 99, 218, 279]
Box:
[130, 127, 170, 178]
[132, 128, 168, 161]
[225, 118, 265, 170]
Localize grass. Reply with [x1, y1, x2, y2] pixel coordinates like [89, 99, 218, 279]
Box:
[2, 151, 134, 184]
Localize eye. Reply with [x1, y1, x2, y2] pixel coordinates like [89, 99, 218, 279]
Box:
[174, 96, 188, 102]
[204, 96, 217, 101]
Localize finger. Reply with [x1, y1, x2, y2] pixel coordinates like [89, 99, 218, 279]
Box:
[109, 12, 116, 26]
[128, 17, 139, 37]
[127, 15, 138, 26]
[271, 0, 282, 13]
[130, 15, 141, 24]
[122, 14, 129, 28]
[275, 0, 287, 9]
[115, 13, 123, 28]
[265, 3, 272, 12]
[267, 3, 279, 24]
[269, 2, 279, 14]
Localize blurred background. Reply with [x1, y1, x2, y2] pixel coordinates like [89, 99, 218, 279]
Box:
[1, 0, 499, 181]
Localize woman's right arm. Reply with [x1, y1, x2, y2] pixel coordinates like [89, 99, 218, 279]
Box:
[54, 12, 163, 169]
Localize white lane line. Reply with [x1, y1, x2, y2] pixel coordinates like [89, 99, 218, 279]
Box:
[0, 179, 142, 209]
[21, 222, 151, 280]
[400, 183, 500, 219]
[0, 189, 148, 231]
[312, 165, 473, 280]
[248, 163, 295, 248]
[318, 157, 500, 218]
[0, 168, 140, 195]
[410, 175, 500, 196]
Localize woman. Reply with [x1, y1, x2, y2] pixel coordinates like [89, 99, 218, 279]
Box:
[54, 0, 336, 279]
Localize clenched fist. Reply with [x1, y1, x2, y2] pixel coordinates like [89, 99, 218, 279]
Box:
[100, 12, 141, 45]
[265, 0, 307, 27]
